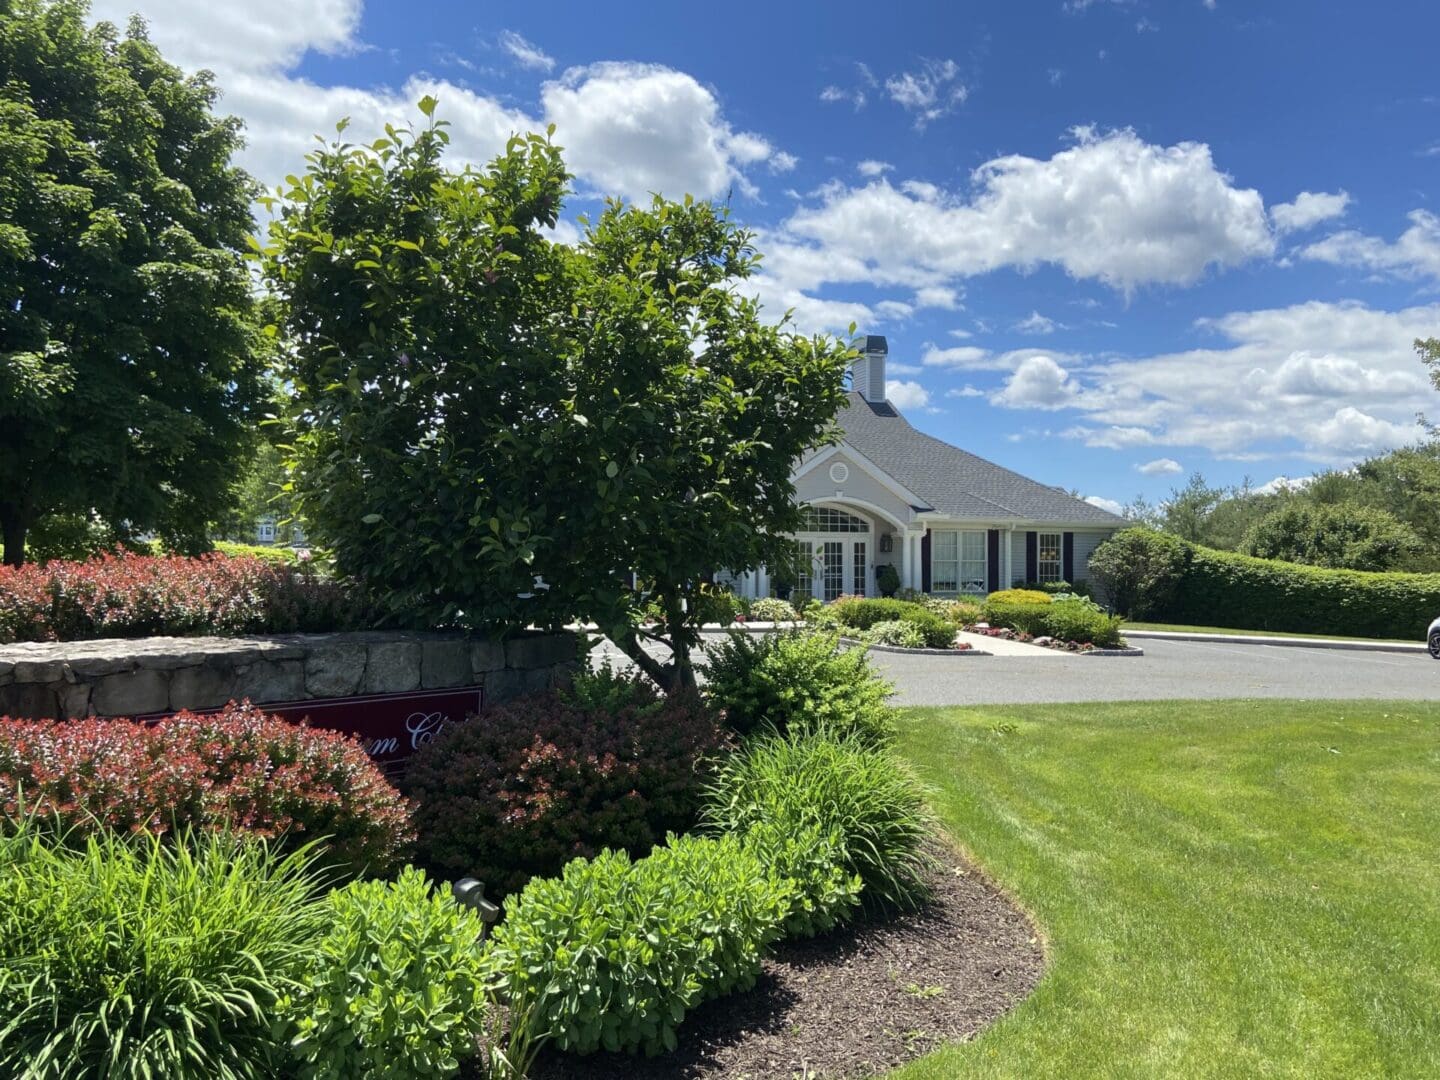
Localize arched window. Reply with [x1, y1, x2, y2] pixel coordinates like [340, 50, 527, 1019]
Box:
[801, 506, 869, 532]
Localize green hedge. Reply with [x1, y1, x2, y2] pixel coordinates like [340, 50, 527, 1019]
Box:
[826, 597, 956, 648]
[1091, 527, 1440, 640]
[982, 594, 1125, 648]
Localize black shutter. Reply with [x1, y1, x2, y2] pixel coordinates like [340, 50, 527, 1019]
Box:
[1062, 532, 1075, 584]
[921, 531, 932, 593]
[987, 529, 1001, 593]
[1025, 531, 1037, 583]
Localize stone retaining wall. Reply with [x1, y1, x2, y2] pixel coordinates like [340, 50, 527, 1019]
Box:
[0, 631, 577, 719]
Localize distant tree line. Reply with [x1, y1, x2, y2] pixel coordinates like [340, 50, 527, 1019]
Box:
[1120, 434, 1440, 574]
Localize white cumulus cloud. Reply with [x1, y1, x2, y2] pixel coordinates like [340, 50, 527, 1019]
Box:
[886, 380, 933, 411]
[1137, 457, 1183, 475]
[90, 2, 791, 212]
[1300, 209, 1440, 282]
[1062, 300, 1435, 461]
[765, 127, 1274, 301]
[1271, 190, 1350, 234]
[992, 355, 1082, 410]
[1084, 495, 1127, 516]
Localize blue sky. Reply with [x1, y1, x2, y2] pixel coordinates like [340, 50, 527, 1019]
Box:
[93, 0, 1440, 512]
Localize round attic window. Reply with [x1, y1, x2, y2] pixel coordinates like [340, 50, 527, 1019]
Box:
[829, 462, 850, 484]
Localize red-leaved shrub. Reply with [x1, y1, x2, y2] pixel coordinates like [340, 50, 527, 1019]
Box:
[0, 551, 364, 643]
[403, 689, 729, 896]
[0, 701, 414, 874]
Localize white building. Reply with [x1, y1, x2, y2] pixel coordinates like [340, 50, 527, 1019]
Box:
[730, 336, 1125, 602]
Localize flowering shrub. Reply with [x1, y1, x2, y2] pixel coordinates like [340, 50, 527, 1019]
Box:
[403, 690, 728, 896]
[0, 702, 415, 874]
[0, 551, 363, 643]
[863, 619, 927, 648]
[747, 596, 799, 622]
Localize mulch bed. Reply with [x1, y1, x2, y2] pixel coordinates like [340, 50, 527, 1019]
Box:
[529, 855, 1044, 1079]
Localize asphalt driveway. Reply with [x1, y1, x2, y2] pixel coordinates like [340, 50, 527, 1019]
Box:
[592, 632, 1440, 705]
[873, 635, 1440, 706]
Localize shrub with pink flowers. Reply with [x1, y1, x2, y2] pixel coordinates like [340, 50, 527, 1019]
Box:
[404, 687, 729, 896]
[0, 701, 414, 874]
[0, 551, 365, 643]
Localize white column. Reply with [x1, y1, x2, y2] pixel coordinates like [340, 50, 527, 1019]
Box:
[906, 533, 919, 591]
[757, 566, 769, 599]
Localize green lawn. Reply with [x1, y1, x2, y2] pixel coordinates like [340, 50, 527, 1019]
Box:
[890, 700, 1440, 1079]
[1124, 622, 1419, 645]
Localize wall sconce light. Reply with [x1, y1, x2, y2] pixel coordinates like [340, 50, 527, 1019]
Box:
[879, 532, 894, 553]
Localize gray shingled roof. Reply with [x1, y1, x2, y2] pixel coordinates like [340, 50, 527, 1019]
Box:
[826, 392, 1127, 525]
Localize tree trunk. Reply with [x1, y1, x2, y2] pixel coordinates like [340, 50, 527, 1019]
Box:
[612, 621, 698, 695]
[660, 593, 697, 693]
[0, 505, 27, 568]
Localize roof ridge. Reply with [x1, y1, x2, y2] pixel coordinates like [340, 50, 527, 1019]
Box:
[834, 391, 1125, 524]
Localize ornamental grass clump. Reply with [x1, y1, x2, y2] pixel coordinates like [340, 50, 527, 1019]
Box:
[277, 867, 492, 1080]
[488, 832, 793, 1056]
[704, 732, 934, 912]
[700, 629, 896, 744]
[0, 818, 327, 1080]
[0, 702, 415, 876]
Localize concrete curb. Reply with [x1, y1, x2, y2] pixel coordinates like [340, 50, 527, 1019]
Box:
[1124, 629, 1426, 655]
[1081, 647, 1146, 657]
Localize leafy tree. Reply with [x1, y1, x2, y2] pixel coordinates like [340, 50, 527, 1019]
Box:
[1239, 503, 1422, 571]
[259, 106, 853, 690]
[1159, 472, 1226, 543]
[0, 0, 264, 566]
[209, 441, 294, 544]
[1418, 337, 1440, 431]
[1087, 528, 1187, 618]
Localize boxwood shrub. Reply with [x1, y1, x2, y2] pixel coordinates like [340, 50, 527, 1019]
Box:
[487, 832, 792, 1056]
[983, 593, 1125, 647]
[1091, 527, 1440, 639]
[826, 597, 957, 647]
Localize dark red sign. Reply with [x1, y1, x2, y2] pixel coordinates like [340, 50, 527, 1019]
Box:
[139, 686, 485, 766]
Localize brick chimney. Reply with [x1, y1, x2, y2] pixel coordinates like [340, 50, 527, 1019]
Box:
[850, 335, 888, 403]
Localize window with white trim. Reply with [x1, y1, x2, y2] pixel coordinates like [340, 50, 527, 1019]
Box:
[931, 531, 958, 592]
[1037, 532, 1062, 583]
[930, 530, 987, 594]
[801, 506, 868, 532]
[960, 531, 987, 594]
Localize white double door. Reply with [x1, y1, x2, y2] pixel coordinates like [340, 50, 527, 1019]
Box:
[795, 536, 870, 601]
